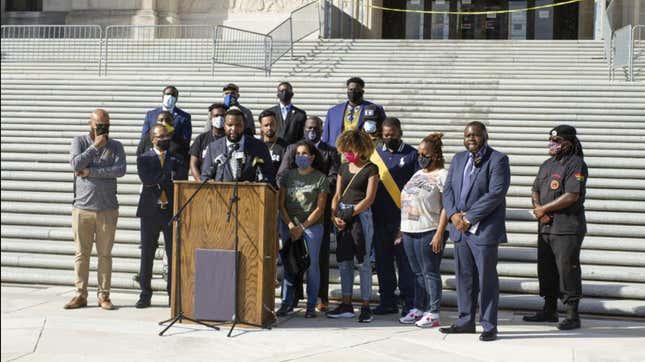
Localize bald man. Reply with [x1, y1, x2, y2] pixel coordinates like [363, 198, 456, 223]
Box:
[67, 109, 127, 310]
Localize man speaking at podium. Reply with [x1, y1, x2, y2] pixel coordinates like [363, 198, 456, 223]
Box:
[200, 107, 274, 184]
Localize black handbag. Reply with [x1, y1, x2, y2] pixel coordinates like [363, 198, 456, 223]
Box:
[282, 237, 310, 276]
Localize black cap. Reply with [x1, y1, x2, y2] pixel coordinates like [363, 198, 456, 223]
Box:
[223, 83, 239, 92]
[363, 104, 379, 121]
[550, 125, 577, 141]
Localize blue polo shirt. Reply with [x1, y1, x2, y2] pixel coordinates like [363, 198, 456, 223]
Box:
[372, 142, 418, 225]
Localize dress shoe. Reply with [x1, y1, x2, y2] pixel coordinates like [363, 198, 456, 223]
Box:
[523, 310, 558, 322]
[135, 298, 151, 309]
[479, 330, 497, 341]
[439, 324, 476, 334]
[98, 295, 115, 310]
[63, 295, 87, 309]
[557, 318, 581, 330]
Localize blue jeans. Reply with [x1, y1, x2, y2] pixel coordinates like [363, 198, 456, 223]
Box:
[402, 230, 447, 313]
[279, 221, 323, 309]
[337, 204, 374, 301]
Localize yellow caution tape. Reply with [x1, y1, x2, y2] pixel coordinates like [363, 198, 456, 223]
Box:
[361, 0, 586, 16]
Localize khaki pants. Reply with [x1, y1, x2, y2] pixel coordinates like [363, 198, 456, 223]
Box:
[72, 208, 119, 298]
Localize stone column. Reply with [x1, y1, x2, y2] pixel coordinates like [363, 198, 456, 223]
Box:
[578, 0, 595, 40]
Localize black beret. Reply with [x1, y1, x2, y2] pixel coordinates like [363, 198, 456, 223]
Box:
[550, 125, 577, 141]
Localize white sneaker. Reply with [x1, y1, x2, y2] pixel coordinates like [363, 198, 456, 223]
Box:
[415, 312, 441, 328]
[399, 308, 422, 324]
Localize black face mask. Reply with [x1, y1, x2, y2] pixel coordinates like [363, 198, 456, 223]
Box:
[385, 138, 401, 151]
[95, 124, 109, 136]
[277, 89, 293, 103]
[157, 139, 170, 151]
[347, 89, 364, 104]
[418, 155, 432, 169]
[305, 129, 321, 143]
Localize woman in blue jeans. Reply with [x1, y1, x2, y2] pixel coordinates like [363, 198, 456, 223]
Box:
[277, 141, 329, 318]
[328, 130, 379, 323]
[399, 133, 449, 328]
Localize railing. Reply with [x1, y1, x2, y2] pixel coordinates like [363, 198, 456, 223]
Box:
[213, 25, 272, 74]
[0, 25, 102, 75]
[104, 25, 215, 76]
[0, 1, 321, 77]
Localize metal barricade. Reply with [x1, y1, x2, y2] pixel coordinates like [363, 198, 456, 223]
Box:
[104, 25, 215, 76]
[291, 1, 322, 44]
[267, 18, 293, 64]
[612, 25, 633, 81]
[213, 25, 272, 74]
[0, 25, 102, 75]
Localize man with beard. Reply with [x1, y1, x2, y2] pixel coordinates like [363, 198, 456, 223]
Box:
[200, 108, 273, 184]
[259, 110, 288, 179]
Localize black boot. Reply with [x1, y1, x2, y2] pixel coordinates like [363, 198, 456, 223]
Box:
[557, 300, 581, 330]
[523, 296, 558, 322]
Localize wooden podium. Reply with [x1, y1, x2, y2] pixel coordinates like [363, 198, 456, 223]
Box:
[170, 181, 278, 327]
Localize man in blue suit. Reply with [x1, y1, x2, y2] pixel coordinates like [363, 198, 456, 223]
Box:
[141, 85, 192, 166]
[440, 121, 510, 342]
[135, 124, 187, 308]
[322, 77, 386, 147]
[200, 108, 274, 184]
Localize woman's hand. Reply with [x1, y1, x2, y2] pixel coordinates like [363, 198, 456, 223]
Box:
[333, 217, 346, 231]
[288, 222, 304, 240]
[430, 233, 444, 254]
[394, 230, 403, 245]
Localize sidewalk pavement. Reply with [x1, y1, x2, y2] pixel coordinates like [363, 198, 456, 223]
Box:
[2, 284, 644, 362]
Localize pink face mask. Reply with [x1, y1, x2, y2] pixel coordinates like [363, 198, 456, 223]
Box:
[344, 152, 359, 164]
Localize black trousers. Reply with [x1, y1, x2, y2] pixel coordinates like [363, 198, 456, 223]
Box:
[318, 200, 332, 303]
[537, 233, 583, 304]
[139, 208, 173, 300]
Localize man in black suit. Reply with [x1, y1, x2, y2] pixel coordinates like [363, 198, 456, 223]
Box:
[200, 108, 274, 184]
[135, 124, 187, 308]
[277, 116, 340, 311]
[264, 82, 307, 145]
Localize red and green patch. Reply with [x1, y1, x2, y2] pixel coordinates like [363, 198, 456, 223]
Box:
[575, 173, 585, 182]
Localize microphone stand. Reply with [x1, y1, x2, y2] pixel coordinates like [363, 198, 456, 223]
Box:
[158, 169, 221, 336]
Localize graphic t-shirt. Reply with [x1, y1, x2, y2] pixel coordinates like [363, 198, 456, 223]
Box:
[400, 168, 448, 233]
[280, 168, 329, 225]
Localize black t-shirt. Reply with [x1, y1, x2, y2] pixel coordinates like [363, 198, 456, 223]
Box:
[266, 138, 287, 178]
[532, 154, 588, 235]
[339, 162, 379, 205]
[190, 131, 223, 160]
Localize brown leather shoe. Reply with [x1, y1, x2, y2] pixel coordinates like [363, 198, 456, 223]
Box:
[98, 296, 115, 310]
[63, 295, 87, 309]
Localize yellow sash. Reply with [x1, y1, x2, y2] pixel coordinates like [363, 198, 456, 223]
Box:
[370, 151, 401, 209]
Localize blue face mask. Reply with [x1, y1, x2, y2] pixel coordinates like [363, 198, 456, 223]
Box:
[223, 93, 238, 107]
[295, 155, 313, 169]
[363, 120, 377, 134]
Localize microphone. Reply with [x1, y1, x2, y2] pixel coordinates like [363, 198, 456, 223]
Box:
[208, 142, 240, 180]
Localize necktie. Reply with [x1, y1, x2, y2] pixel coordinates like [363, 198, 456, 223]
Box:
[281, 106, 288, 120]
[158, 152, 168, 206]
[459, 155, 474, 209]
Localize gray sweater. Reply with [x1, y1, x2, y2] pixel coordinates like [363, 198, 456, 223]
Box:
[70, 134, 127, 211]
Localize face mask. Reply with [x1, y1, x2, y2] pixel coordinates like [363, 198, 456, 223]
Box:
[385, 138, 401, 150]
[264, 129, 276, 139]
[157, 139, 170, 151]
[548, 140, 562, 154]
[347, 89, 364, 104]
[418, 155, 433, 169]
[223, 93, 238, 107]
[94, 124, 109, 136]
[162, 95, 176, 109]
[363, 120, 377, 134]
[277, 89, 293, 103]
[295, 155, 313, 169]
[305, 129, 320, 143]
[344, 152, 359, 164]
[211, 116, 224, 129]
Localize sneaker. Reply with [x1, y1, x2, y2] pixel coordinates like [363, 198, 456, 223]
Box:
[358, 305, 373, 323]
[276, 304, 294, 317]
[327, 303, 355, 318]
[399, 308, 423, 324]
[415, 312, 441, 328]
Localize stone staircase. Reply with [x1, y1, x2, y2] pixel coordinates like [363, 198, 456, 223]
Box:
[2, 39, 644, 316]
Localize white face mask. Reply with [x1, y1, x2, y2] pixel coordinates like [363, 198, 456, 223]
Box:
[162, 95, 177, 109]
[211, 115, 224, 129]
[363, 120, 377, 134]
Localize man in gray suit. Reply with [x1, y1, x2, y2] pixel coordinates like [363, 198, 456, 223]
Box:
[440, 121, 511, 342]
